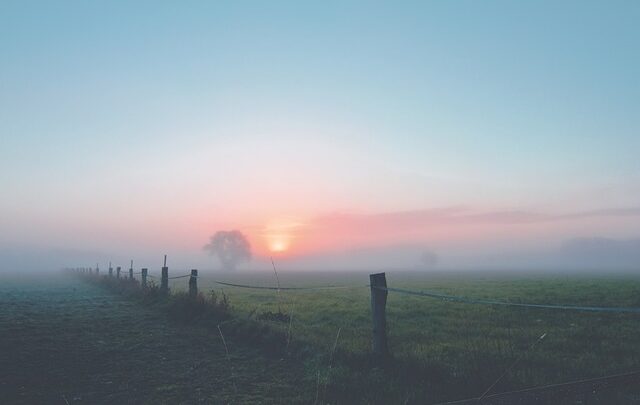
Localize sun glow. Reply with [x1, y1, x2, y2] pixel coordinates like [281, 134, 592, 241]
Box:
[262, 218, 304, 254]
[268, 237, 290, 253]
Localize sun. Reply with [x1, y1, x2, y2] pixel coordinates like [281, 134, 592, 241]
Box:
[263, 218, 303, 255]
[269, 238, 289, 253]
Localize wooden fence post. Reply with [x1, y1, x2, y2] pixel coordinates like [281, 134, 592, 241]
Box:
[109, 263, 113, 277]
[116, 266, 121, 279]
[129, 260, 134, 280]
[141, 268, 148, 287]
[161, 255, 168, 294]
[189, 269, 198, 298]
[370, 272, 389, 358]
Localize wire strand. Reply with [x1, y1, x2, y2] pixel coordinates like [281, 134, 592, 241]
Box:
[211, 280, 364, 291]
[376, 286, 640, 313]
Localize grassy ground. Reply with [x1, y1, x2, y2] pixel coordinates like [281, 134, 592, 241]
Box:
[3, 270, 640, 404]
[0, 274, 312, 404]
[167, 270, 640, 403]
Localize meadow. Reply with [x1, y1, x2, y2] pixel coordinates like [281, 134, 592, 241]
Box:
[168, 270, 640, 403]
[3, 270, 640, 404]
[0, 274, 312, 404]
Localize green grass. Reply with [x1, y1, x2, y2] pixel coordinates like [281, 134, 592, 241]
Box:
[0, 274, 312, 404]
[4, 270, 640, 404]
[167, 270, 640, 403]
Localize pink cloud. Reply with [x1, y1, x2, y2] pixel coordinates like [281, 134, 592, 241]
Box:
[279, 206, 640, 257]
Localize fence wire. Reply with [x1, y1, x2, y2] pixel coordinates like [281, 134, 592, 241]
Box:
[167, 274, 192, 280]
[71, 266, 640, 404]
[376, 286, 640, 313]
[208, 279, 364, 291]
[76, 268, 640, 313]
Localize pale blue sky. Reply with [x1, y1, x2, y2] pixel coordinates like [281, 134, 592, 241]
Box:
[1, 1, 639, 270]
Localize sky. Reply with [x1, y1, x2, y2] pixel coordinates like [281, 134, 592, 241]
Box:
[1, 1, 639, 272]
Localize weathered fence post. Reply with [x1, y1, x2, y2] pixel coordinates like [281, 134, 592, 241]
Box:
[161, 255, 168, 294]
[129, 260, 134, 280]
[370, 272, 389, 358]
[141, 268, 148, 287]
[109, 261, 113, 277]
[116, 266, 121, 279]
[189, 269, 198, 298]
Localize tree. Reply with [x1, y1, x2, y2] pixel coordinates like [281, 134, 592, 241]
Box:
[204, 230, 252, 270]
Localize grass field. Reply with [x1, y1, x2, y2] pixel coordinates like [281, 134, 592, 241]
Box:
[3, 270, 640, 404]
[0, 274, 312, 404]
[168, 270, 640, 403]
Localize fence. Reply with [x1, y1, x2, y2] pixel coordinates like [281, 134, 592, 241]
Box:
[66, 261, 640, 403]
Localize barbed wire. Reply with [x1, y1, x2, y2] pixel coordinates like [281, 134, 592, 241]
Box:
[376, 286, 640, 313]
[167, 274, 192, 280]
[208, 280, 364, 291]
[71, 268, 640, 313]
[69, 266, 640, 404]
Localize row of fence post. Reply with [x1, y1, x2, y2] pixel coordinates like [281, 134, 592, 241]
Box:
[69, 258, 199, 298]
[70, 264, 387, 359]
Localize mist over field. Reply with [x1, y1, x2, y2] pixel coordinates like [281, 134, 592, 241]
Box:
[3, 236, 640, 274]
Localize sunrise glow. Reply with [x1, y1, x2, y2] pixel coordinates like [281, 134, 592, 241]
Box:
[268, 238, 289, 253]
[260, 218, 305, 255]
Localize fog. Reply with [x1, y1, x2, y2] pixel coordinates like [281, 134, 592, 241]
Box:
[3, 236, 639, 275]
